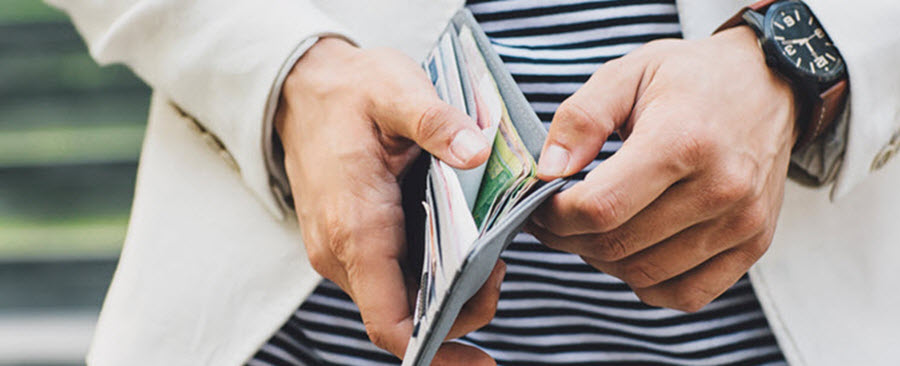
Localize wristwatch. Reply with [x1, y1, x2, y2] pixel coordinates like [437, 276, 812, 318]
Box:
[716, 0, 848, 147]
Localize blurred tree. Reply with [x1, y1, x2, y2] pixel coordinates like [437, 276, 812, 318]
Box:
[0, 0, 151, 258]
[0, 3, 150, 365]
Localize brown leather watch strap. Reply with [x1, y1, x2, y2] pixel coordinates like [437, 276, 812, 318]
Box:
[799, 78, 848, 146]
[715, 0, 849, 147]
[714, 0, 779, 34]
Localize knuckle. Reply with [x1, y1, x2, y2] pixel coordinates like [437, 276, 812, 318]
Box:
[306, 246, 331, 275]
[707, 185, 742, 208]
[593, 231, 631, 261]
[726, 171, 755, 199]
[620, 260, 670, 288]
[731, 202, 769, 238]
[635, 284, 718, 313]
[672, 285, 718, 313]
[415, 103, 454, 143]
[735, 237, 770, 267]
[363, 323, 391, 351]
[581, 189, 628, 232]
[322, 213, 356, 264]
[707, 169, 754, 207]
[671, 132, 713, 169]
[555, 100, 601, 132]
[633, 288, 663, 309]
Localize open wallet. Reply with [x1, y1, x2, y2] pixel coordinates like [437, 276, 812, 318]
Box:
[400, 9, 568, 366]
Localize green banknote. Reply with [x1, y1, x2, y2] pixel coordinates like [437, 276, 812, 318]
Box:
[471, 104, 537, 230]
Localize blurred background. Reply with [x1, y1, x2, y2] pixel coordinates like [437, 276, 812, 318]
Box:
[0, 1, 150, 365]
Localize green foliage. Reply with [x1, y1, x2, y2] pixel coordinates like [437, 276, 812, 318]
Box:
[0, 1, 150, 257]
[0, 0, 68, 23]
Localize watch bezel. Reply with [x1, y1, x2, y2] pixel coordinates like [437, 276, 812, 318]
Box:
[760, 0, 845, 85]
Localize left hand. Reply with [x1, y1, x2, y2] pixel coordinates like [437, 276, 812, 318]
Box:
[276, 38, 499, 364]
[526, 26, 797, 312]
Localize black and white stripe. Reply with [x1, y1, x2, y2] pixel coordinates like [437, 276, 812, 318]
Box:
[250, 1, 787, 365]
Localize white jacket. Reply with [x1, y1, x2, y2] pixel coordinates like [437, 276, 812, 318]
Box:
[45, 0, 900, 365]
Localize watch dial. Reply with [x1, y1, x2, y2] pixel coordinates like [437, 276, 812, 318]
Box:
[768, 2, 844, 81]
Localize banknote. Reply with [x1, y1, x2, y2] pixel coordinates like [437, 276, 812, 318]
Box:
[426, 27, 504, 212]
[457, 25, 538, 230]
[472, 106, 538, 231]
[457, 27, 502, 134]
[437, 32, 467, 116]
[424, 46, 451, 106]
[414, 20, 539, 341]
[407, 11, 567, 366]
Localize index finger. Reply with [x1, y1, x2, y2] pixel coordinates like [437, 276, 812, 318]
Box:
[533, 133, 687, 237]
[344, 232, 496, 366]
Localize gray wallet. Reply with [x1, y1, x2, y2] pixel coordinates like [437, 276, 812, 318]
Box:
[401, 9, 567, 366]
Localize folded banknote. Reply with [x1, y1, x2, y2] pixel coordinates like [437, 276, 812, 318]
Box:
[403, 9, 567, 366]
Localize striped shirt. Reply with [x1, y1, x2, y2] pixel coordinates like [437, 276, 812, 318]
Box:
[250, 1, 788, 365]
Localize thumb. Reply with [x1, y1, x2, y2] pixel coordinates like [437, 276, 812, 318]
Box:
[374, 88, 491, 169]
[537, 58, 644, 180]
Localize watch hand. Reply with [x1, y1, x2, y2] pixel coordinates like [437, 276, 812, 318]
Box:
[782, 38, 809, 45]
[781, 34, 816, 45]
[804, 40, 818, 58]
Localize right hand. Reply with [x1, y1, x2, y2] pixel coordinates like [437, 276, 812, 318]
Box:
[276, 37, 504, 365]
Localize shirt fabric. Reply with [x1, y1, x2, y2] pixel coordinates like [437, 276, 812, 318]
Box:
[249, 1, 788, 365]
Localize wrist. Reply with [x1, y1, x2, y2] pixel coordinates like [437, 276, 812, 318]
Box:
[715, 25, 800, 145]
[715, 0, 848, 148]
[275, 37, 358, 142]
[299, 36, 359, 65]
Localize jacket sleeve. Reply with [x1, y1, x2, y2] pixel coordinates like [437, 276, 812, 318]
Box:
[678, 0, 900, 200]
[804, 0, 900, 200]
[45, 0, 356, 218]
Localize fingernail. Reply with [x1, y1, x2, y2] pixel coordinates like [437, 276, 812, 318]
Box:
[450, 129, 489, 164]
[537, 144, 570, 177]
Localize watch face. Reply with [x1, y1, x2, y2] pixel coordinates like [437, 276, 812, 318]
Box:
[766, 1, 844, 83]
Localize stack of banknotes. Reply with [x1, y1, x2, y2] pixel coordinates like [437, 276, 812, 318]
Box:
[402, 9, 568, 366]
[413, 22, 540, 346]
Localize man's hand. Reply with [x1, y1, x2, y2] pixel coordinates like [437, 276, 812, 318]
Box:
[527, 26, 797, 312]
[277, 37, 504, 364]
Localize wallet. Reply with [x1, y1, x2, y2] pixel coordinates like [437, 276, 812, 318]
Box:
[400, 9, 568, 366]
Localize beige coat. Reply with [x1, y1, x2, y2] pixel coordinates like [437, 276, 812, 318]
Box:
[46, 0, 900, 364]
